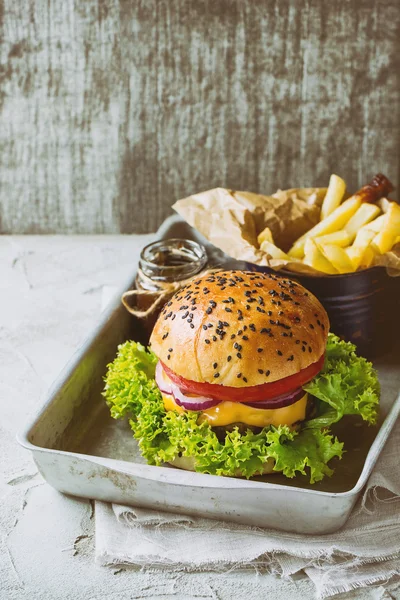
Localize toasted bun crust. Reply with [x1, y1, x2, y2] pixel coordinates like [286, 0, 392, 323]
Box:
[169, 455, 276, 476]
[150, 270, 329, 387]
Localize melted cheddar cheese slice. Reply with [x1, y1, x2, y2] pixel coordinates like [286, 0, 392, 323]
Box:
[161, 392, 307, 428]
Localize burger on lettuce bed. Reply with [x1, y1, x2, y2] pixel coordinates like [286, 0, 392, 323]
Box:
[103, 271, 380, 483]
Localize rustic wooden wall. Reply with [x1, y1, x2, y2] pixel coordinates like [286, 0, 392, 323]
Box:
[0, 0, 399, 234]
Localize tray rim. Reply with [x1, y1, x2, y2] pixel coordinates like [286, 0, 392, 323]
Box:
[17, 215, 400, 499]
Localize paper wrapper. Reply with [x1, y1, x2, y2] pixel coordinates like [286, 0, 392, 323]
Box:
[173, 187, 400, 277]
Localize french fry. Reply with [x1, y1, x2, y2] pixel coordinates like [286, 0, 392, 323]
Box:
[360, 214, 385, 233]
[353, 228, 376, 248]
[260, 240, 288, 260]
[359, 246, 375, 268]
[320, 174, 347, 221]
[344, 203, 381, 240]
[346, 246, 365, 270]
[317, 243, 354, 274]
[288, 197, 361, 258]
[345, 229, 376, 270]
[371, 202, 400, 254]
[313, 230, 351, 247]
[303, 239, 338, 274]
[257, 226, 274, 246]
[377, 197, 391, 213]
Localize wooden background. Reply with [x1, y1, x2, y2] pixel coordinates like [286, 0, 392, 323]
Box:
[0, 0, 399, 234]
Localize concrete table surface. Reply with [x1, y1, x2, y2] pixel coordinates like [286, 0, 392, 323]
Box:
[1, 235, 399, 600]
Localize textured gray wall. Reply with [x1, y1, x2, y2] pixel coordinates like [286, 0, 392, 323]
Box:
[0, 0, 399, 234]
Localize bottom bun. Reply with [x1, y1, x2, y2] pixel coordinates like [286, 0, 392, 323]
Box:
[168, 456, 276, 477]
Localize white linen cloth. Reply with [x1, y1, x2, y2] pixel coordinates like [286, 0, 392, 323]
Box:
[95, 419, 400, 599]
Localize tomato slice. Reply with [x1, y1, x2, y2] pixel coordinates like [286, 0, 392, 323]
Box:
[161, 353, 324, 403]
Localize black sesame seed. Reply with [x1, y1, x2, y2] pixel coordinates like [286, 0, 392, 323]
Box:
[231, 334, 236, 339]
[227, 355, 232, 362]
[243, 377, 248, 383]
[168, 348, 173, 352]
[246, 305, 250, 310]
[212, 336, 217, 341]
[206, 308, 212, 314]
[213, 362, 218, 369]
[167, 354, 171, 360]
[287, 355, 294, 361]
[267, 311, 272, 316]
[171, 314, 176, 320]
[205, 339, 210, 344]
[309, 324, 315, 329]
[295, 340, 300, 344]
[257, 348, 263, 353]
[265, 370, 271, 376]
[249, 324, 256, 331]
[277, 350, 283, 356]
[242, 335, 249, 341]
[225, 307, 232, 313]
[237, 373, 242, 378]
[214, 373, 220, 378]
[190, 324, 194, 329]
[258, 369, 263, 374]
[203, 325, 208, 331]
[302, 346, 306, 352]
[237, 352, 242, 359]
[309, 347, 312, 353]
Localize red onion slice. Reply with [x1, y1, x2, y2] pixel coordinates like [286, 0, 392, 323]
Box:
[172, 384, 221, 411]
[242, 387, 305, 410]
[155, 362, 221, 411]
[155, 361, 173, 395]
[156, 361, 305, 413]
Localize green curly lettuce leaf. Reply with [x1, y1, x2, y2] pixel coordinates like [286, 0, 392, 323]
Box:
[303, 333, 380, 429]
[102, 340, 345, 483]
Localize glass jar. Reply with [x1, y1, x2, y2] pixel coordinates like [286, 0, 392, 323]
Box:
[136, 238, 208, 292]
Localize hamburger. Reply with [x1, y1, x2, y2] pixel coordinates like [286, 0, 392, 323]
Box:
[103, 270, 380, 483]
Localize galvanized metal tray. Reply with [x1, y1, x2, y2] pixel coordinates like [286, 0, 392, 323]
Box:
[18, 215, 400, 534]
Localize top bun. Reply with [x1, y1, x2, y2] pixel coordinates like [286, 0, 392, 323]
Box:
[150, 270, 329, 387]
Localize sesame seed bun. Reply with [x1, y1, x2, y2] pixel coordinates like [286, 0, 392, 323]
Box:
[150, 271, 329, 387]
